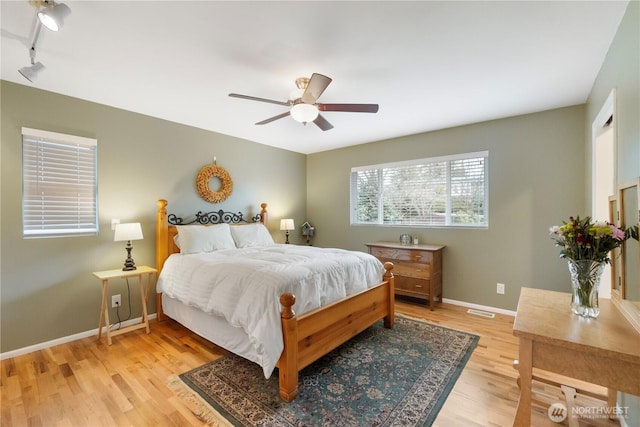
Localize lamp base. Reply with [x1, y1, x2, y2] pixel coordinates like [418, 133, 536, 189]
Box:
[122, 242, 137, 270]
[122, 261, 137, 271]
[285, 231, 290, 244]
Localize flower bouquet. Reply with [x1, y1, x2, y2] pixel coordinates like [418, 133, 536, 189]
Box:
[550, 216, 628, 317]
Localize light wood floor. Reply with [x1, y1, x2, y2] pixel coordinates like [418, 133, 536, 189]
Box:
[1, 299, 621, 426]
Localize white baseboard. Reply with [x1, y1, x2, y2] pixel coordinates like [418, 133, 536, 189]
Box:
[0, 314, 157, 361]
[2, 299, 514, 360]
[442, 297, 517, 317]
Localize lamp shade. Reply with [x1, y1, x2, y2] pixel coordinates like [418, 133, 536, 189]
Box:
[280, 219, 295, 231]
[114, 222, 143, 242]
[37, 2, 72, 32]
[290, 103, 318, 124]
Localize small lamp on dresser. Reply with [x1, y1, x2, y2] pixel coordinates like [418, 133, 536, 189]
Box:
[280, 219, 295, 244]
[114, 222, 143, 270]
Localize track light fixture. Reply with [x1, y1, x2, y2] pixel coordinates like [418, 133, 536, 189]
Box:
[18, 0, 71, 82]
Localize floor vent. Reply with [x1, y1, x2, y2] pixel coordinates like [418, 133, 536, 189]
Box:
[467, 309, 496, 319]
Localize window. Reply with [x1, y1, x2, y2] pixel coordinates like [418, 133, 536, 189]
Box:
[22, 128, 98, 238]
[350, 151, 488, 227]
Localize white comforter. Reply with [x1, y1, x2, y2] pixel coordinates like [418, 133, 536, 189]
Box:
[156, 244, 385, 377]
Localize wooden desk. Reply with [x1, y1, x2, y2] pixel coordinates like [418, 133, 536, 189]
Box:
[93, 265, 156, 345]
[512, 287, 640, 426]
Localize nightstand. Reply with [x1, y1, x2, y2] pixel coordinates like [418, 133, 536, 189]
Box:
[92, 265, 157, 345]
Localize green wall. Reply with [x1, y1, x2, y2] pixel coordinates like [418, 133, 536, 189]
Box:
[0, 81, 307, 353]
[307, 105, 586, 311]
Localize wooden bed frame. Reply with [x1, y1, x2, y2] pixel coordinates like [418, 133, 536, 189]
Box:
[155, 199, 395, 401]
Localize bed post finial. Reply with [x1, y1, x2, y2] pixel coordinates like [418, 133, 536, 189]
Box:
[280, 293, 295, 319]
[383, 261, 394, 277]
[260, 203, 268, 225]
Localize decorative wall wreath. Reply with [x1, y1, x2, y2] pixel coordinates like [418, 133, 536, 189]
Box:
[196, 164, 233, 203]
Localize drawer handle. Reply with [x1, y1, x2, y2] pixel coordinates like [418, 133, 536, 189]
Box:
[412, 255, 422, 261]
[414, 285, 423, 288]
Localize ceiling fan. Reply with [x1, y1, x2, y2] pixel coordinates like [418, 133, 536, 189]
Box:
[229, 73, 379, 131]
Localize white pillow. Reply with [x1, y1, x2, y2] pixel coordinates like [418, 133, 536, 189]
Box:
[230, 223, 275, 248]
[176, 224, 236, 254]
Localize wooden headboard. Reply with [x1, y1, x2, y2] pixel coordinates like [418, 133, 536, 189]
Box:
[155, 199, 268, 274]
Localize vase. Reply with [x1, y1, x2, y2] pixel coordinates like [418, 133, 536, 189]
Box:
[566, 259, 605, 318]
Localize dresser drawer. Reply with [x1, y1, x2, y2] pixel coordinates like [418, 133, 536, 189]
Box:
[393, 261, 431, 279]
[395, 276, 430, 296]
[368, 246, 433, 264]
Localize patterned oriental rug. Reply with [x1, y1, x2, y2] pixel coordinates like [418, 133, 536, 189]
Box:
[169, 316, 479, 426]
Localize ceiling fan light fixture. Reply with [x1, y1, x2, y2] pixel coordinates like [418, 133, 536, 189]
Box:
[37, 1, 71, 31]
[290, 103, 318, 124]
[231, 73, 377, 131]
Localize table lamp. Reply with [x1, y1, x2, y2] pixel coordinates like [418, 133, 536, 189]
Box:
[280, 219, 295, 244]
[114, 222, 143, 270]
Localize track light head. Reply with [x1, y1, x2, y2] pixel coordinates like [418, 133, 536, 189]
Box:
[19, 62, 45, 82]
[37, 1, 71, 31]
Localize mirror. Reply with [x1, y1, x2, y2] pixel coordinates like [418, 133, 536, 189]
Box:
[613, 177, 640, 333]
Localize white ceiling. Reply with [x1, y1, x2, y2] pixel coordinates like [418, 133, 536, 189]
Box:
[1, 1, 629, 154]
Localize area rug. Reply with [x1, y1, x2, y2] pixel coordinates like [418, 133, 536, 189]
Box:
[169, 316, 479, 426]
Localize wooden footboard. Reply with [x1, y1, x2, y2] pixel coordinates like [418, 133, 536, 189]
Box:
[277, 262, 395, 401]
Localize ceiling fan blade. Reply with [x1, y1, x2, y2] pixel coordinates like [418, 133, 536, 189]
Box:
[313, 114, 334, 131]
[255, 111, 291, 125]
[318, 103, 379, 113]
[229, 93, 290, 106]
[301, 73, 332, 104]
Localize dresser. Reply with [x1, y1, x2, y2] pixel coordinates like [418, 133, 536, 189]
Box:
[366, 242, 444, 310]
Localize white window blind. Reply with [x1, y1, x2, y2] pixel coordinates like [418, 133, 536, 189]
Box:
[22, 128, 98, 238]
[350, 151, 488, 227]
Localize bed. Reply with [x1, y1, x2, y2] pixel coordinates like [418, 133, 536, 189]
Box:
[155, 199, 395, 401]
